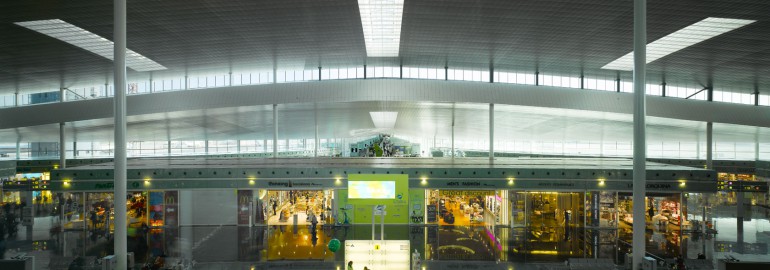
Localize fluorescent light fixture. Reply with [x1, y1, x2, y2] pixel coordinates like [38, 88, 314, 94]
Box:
[15, 19, 166, 71]
[358, 0, 404, 57]
[602, 17, 755, 71]
[369, 111, 398, 129]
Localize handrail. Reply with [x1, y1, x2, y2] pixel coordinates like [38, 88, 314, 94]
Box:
[63, 88, 89, 101]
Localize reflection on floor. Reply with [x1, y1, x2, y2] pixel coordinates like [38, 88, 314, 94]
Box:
[437, 226, 496, 260]
[2, 206, 769, 269]
[266, 225, 334, 260]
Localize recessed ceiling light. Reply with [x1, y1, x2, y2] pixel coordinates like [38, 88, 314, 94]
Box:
[602, 17, 755, 71]
[15, 19, 166, 72]
[358, 0, 404, 57]
[369, 111, 398, 129]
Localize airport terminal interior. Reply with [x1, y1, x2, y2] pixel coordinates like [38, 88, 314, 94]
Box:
[1, 0, 770, 270]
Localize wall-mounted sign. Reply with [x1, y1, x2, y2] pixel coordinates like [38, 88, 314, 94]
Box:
[439, 190, 495, 196]
[411, 179, 504, 189]
[259, 179, 343, 189]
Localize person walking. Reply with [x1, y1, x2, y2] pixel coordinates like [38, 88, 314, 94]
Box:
[272, 200, 278, 216]
[347, 261, 354, 270]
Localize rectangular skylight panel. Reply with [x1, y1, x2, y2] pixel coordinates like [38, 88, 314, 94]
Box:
[602, 17, 755, 71]
[358, 0, 404, 57]
[369, 111, 398, 129]
[15, 19, 166, 72]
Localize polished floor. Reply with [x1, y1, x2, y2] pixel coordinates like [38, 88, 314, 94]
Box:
[0, 205, 768, 269]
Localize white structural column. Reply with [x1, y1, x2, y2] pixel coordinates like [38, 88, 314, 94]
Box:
[451, 103, 455, 160]
[314, 104, 318, 157]
[489, 103, 494, 161]
[59, 88, 66, 169]
[113, 0, 128, 268]
[755, 128, 760, 161]
[631, 0, 647, 269]
[706, 122, 713, 169]
[15, 140, 20, 160]
[273, 104, 278, 158]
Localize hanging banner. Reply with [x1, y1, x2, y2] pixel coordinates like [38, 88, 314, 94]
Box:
[148, 191, 164, 227]
[164, 191, 178, 227]
[237, 190, 253, 225]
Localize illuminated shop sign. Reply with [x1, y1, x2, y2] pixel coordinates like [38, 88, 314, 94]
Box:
[439, 190, 495, 196]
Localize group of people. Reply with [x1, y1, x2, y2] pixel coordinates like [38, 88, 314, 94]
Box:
[353, 135, 402, 157]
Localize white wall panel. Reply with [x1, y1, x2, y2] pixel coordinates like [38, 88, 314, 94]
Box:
[1, 79, 769, 129]
[179, 189, 237, 226]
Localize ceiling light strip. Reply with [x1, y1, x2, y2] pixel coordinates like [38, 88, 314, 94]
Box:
[15, 19, 166, 72]
[602, 17, 755, 71]
[358, 0, 404, 57]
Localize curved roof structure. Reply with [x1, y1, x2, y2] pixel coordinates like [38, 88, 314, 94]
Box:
[0, 0, 769, 160]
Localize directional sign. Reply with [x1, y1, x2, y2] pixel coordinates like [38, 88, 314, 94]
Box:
[374, 205, 387, 216]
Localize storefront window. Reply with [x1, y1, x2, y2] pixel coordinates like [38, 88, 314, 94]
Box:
[426, 189, 505, 226]
[61, 192, 85, 230]
[264, 190, 331, 225]
[87, 192, 115, 231]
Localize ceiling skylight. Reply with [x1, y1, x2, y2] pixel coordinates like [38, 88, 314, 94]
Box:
[358, 0, 404, 57]
[602, 17, 755, 71]
[15, 19, 166, 72]
[370, 111, 398, 129]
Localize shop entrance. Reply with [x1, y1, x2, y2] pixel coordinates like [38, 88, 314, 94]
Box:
[427, 190, 507, 226]
[512, 191, 584, 243]
[265, 190, 332, 226]
[617, 193, 682, 232]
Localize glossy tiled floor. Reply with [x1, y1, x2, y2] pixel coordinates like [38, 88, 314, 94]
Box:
[1, 205, 769, 269]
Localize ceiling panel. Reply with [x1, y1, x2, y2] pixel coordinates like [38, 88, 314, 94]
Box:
[0, 0, 769, 95]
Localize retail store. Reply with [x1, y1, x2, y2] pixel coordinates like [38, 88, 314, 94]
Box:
[263, 189, 333, 225]
[1, 172, 51, 208]
[58, 189, 179, 231]
[246, 178, 344, 226]
[426, 189, 507, 226]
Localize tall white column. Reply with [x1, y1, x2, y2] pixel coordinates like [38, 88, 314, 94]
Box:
[755, 128, 760, 161]
[706, 122, 713, 169]
[314, 104, 318, 157]
[489, 103, 494, 161]
[451, 103, 455, 160]
[273, 104, 278, 158]
[631, 0, 648, 269]
[60, 88, 67, 168]
[113, 0, 129, 268]
[59, 123, 66, 167]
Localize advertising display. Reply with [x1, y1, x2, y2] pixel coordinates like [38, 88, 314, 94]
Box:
[345, 174, 409, 224]
[148, 191, 164, 227]
[237, 190, 253, 225]
[348, 181, 396, 199]
[164, 191, 178, 227]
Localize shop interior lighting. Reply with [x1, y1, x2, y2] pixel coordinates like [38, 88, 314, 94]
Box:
[369, 111, 398, 129]
[602, 17, 755, 71]
[358, 0, 404, 57]
[15, 19, 167, 71]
